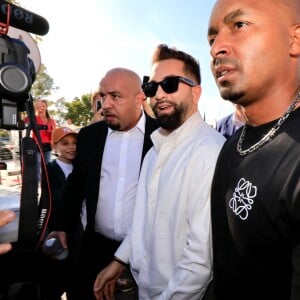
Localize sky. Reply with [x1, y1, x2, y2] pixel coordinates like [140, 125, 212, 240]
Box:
[19, 0, 234, 125]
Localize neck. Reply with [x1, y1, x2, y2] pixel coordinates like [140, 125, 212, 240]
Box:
[237, 91, 300, 156]
[241, 87, 300, 126]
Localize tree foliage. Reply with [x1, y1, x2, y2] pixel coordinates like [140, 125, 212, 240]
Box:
[62, 94, 93, 126]
[31, 64, 56, 99]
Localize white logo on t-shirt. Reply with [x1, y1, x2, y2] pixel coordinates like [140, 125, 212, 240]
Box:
[229, 178, 257, 220]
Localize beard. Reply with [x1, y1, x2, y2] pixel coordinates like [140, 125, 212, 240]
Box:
[218, 81, 246, 104]
[153, 101, 187, 131]
[106, 121, 121, 131]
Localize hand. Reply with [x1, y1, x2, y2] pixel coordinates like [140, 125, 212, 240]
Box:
[94, 260, 125, 300]
[90, 108, 105, 124]
[0, 210, 16, 255]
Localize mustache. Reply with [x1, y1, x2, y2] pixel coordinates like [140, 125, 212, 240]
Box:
[212, 57, 238, 68]
[153, 99, 174, 109]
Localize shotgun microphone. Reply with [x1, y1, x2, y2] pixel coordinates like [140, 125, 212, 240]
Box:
[0, 1, 49, 35]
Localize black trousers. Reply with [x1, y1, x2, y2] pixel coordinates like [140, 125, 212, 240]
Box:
[74, 231, 122, 300]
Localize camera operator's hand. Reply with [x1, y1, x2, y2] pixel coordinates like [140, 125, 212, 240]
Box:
[0, 210, 16, 254]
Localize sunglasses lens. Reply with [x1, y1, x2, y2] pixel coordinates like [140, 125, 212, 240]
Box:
[142, 77, 180, 97]
[142, 82, 157, 97]
[161, 77, 179, 94]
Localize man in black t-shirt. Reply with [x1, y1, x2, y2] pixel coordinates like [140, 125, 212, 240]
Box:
[208, 0, 300, 299]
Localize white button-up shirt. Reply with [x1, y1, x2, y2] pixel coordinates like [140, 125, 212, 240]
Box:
[94, 112, 145, 241]
[116, 111, 225, 299]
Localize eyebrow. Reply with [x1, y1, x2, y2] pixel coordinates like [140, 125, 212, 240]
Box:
[100, 90, 120, 95]
[208, 9, 248, 36]
[224, 9, 248, 24]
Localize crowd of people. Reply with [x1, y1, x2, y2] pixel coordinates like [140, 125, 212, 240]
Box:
[0, 0, 300, 299]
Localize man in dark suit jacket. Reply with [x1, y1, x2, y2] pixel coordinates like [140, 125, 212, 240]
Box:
[216, 104, 245, 139]
[48, 68, 158, 300]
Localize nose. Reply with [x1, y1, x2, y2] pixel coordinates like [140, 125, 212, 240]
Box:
[210, 30, 231, 60]
[155, 84, 168, 100]
[101, 95, 113, 109]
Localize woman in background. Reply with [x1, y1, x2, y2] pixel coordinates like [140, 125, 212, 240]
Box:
[33, 99, 56, 163]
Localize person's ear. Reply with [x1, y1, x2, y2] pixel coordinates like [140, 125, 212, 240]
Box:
[192, 85, 202, 106]
[290, 24, 300, 56]
[135, 91, 145, 108]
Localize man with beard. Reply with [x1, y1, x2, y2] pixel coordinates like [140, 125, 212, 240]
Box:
[93, 44, 225, 300]
[46, 67, 158, 300]
[208, 0, 300, 299]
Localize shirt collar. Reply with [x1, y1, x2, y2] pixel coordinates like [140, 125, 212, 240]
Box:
[151, 111, 202, 150]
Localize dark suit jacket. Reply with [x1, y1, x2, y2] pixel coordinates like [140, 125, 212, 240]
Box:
[46, 160, 66, 231]
[53, 114, 158, 233]
[216, 113, 241, 139]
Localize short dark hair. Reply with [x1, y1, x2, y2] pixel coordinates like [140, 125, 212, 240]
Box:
[151, 44, 201, 84]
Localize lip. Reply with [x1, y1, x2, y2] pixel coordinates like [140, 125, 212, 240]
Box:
[157, 103, 172, 109]
[214, 65, 236, 83]
[155, 102, 174, 113]
[103, 114, 116, 122]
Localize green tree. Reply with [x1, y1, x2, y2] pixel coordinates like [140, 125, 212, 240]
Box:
[63, 94, 93, 126]
[31, 64, 56, 99]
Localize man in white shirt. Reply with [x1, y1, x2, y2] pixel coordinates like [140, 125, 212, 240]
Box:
[94, 45, 225, 300]
[47, 67, 158, 300]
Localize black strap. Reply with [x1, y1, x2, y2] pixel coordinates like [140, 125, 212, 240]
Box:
[18, 136, 38, 248]
[16, 96, 52, 249]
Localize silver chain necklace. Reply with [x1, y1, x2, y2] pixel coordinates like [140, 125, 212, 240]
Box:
[237, 92, 300, 156]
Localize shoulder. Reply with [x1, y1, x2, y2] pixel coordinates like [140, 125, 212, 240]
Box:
[192, 121, 226, 154]
[216, 113, 232, 129]
[204, 123, 226, 144]
[46, 159, 60, 171]
[78, 121, 107, 136]
[46, 160, 63, 178]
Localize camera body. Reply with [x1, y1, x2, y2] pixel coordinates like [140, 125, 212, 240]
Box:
[0, 36, 35, 99]
[0, 34, 37, 245]
[0, 35, 35, 130]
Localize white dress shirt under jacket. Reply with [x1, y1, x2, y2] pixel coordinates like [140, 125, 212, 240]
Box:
[116, 111, 225, 299]
[94, 112, 145, 241]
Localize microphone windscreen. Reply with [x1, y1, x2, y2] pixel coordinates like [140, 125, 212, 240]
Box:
[0, 1, 49, 35]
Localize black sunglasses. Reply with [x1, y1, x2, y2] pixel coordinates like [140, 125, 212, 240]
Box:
[142, 76, 197, 98]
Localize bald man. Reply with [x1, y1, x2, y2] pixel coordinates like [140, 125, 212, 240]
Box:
[48, 68, 158, 299]
[208, 0, 300, 299]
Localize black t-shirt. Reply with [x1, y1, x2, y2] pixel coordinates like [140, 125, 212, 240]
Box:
[211, 108, 300, 300]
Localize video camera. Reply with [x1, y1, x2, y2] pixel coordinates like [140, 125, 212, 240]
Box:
[0, 35, 35, 129]
[0, 0, 49, 129]
[0, 0, 50, 249]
